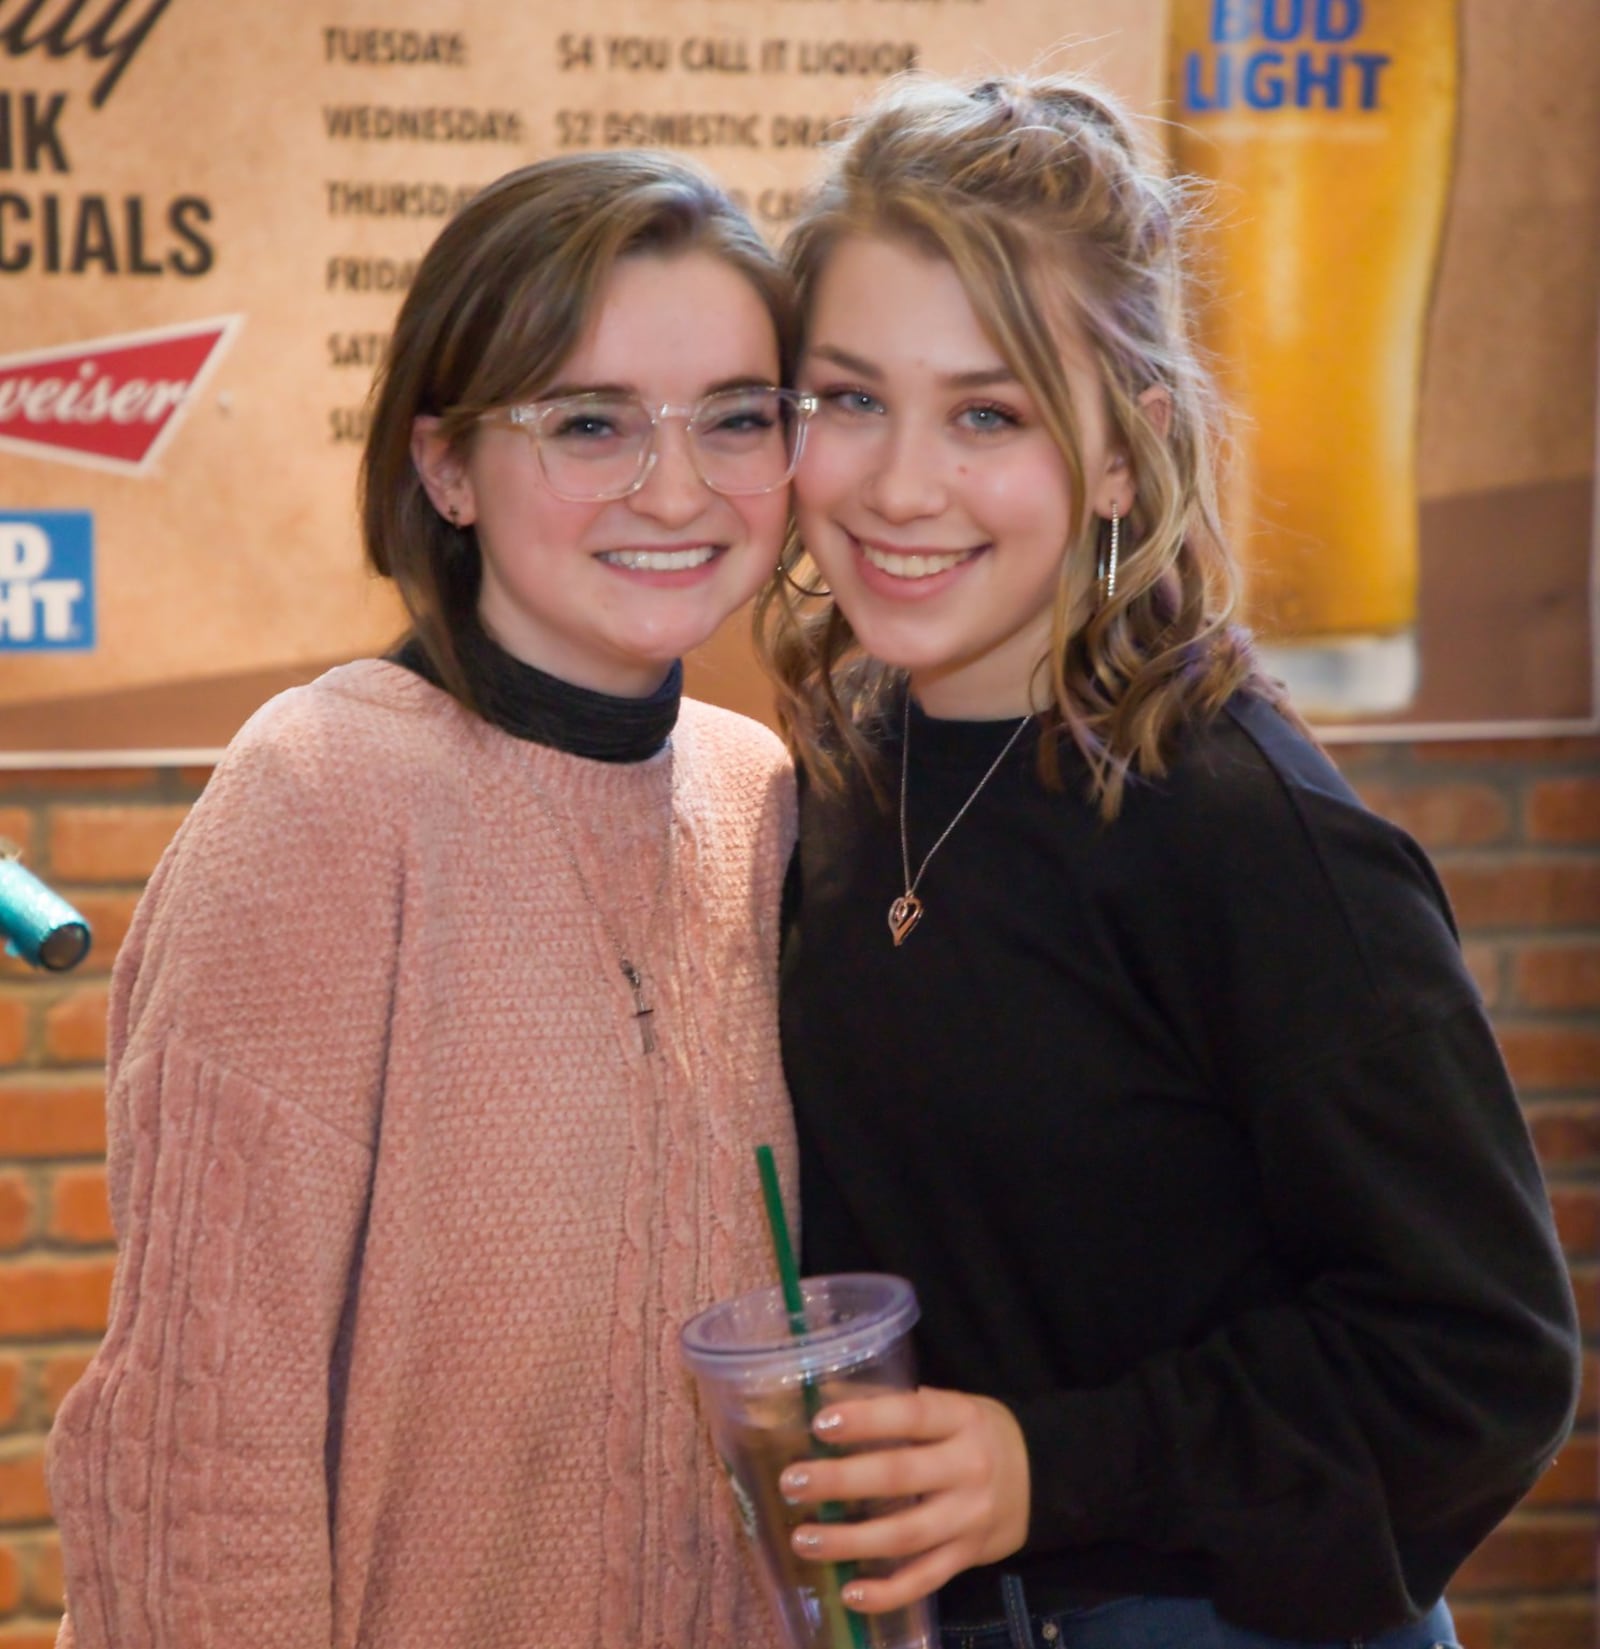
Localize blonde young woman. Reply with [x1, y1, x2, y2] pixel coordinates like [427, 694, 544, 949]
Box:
[47, 153, 807, 1649]
[760, 75, 1578, 1649]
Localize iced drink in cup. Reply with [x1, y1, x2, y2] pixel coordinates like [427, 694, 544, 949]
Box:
[680, 1273, 936, 1649]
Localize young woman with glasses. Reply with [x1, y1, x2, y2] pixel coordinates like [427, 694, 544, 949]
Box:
[48, 152, 808, 1649]
[758, 73, 1579, 1649]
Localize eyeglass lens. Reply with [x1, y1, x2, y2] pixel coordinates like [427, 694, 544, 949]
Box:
[535, 389, 805, 499]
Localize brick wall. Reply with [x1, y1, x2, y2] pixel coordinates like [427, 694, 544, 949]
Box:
[0, 767, 206, 1649]
[0, 741, 1595, 1648]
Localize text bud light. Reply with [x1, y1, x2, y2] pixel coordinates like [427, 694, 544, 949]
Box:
[0, 512, 95, 651]
[1183, 0, 1392, 113]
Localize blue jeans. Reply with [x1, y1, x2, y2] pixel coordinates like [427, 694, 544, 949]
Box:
[941, 1590, 1458, 1649]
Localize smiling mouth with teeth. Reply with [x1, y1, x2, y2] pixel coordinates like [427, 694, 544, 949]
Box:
[599, 547, 719, 572]
[859, 542, 978, 580]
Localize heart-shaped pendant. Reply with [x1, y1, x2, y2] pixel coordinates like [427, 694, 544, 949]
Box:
[887, 893, 924, 946]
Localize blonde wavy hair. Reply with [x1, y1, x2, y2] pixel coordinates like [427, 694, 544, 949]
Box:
[756, 72, 1293, 818]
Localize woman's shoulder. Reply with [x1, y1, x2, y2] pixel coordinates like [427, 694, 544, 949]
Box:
[196, 659, 475, 833]
[1129, 691, 1371, 853]
[113, 663, 438, 1128]
[1108, 689, 1453, 945]
[150, 660, 479, 935]
[230, 656, 465, 775]
[1121, 693, 1472, 1037]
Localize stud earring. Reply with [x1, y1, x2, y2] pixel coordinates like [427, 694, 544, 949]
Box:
[447, 503, 461, 528]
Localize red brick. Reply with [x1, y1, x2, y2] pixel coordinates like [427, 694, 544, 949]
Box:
[46, 1168, 112, 1247]
[63, 891, 139, 977]
[46, 805, 188, 882]
[1351, 781, 1512, 848]
[0, 1360, 19, 1430]
[0, 1446, 49, 1526]
[1526, 777, 1600, 844]
[1324, 741, 1403, 771]
[0, 1082, 105, 1159]
[0, 769, 156, 795]
[0, 998, 26, 1068]
[1522, 1434, 1598, 1505]
[1579, 1352, 1599, 1425]
[0, 1543, 19, 1614]
[0, 1174, 34, 1252]
[1462, 941, 1502, 1008]
[1443, 1601, 1494, 1649]
[1528, 1103, 1600, 1168]
[1549, 1186, 1600, 1257]
[1415, 736, 1600, 765]
[40, 1355, 92, 1421]
[0, 1260, 114, 1338]
[1439, 860, 1600, 930]
[0, 1627, 65, 1649]
[41, 987, 106, 1066]
[22, 1535, 60, 1613]
[1497, 1026, 1600, 1093]
[0, 811, 33, 858]
[1572, 1267, 1599, 1337]
[1451, 1514, 1597, 1591]
[1508, 1598, 1599, 1649]
[1514, 942, 1600, 1012]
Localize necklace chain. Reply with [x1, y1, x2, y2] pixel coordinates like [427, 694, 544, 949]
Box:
[891, 696, 1032, 946]
[523, 758, 675, 1053]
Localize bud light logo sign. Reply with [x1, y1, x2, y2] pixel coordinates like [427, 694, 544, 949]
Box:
[1182, 0, 1391, 113]
[0, 514, 94, 651]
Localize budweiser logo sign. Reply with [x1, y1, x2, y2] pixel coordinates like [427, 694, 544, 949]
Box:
[0, 316, 243, 476]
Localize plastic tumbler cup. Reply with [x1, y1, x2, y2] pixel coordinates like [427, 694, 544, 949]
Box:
[680, 1273, 936, 1649]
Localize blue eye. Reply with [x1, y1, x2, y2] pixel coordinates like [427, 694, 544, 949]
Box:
[820, 387, 884, 418]
[957, 403, 1021, 435]
[708, 409, 776, 434]
[550, 414, 621, 441]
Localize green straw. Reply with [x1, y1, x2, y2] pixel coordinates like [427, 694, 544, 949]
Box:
[756, 1145, 870, 1649]
[757, 1143, 809, 1333]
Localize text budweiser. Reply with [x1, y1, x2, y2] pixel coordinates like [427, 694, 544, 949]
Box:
[0, 362, 189, 425]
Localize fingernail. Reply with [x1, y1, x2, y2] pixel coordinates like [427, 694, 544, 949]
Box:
[780, 1468, 809, 1500]
[842, 1583, 867, 1606]
[813, 1410, 844, 1434]
[792, 1530, 824, 1553]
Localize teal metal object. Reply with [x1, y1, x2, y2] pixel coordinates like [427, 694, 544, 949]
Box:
[0, 848, 91, 972]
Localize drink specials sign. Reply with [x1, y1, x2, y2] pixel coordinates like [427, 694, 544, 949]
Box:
[0, 0, 1594, 760]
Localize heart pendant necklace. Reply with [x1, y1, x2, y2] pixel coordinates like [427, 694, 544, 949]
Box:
[887, 892, 923, 945]
[890, 695, 1033, 947]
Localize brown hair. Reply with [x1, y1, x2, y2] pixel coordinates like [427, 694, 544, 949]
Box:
[362, 150, 796, 707]
[757, 73, 1294, 817]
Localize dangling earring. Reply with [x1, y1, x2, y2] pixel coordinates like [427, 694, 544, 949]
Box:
[1096, 508, 1120, 602]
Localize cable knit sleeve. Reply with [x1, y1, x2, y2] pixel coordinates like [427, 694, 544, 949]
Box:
[47, 682, 401, 1649]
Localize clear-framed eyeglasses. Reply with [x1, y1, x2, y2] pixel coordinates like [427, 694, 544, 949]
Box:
[484, 386, 818, 503]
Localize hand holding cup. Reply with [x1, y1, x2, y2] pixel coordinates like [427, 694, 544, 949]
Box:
[779, 1387, 1031, 1615]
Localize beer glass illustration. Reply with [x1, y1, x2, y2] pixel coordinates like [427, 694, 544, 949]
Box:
[1168, 0, 1459, 714]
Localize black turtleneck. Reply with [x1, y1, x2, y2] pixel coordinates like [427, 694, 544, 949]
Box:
[782, 691, 1577, 1635]
[389, 624, 680, 763]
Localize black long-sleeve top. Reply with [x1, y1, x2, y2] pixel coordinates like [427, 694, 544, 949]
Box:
[781, 692, 1579, 1637]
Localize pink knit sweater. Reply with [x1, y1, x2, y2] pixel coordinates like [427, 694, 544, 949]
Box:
[47, 661, 798, 1649]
